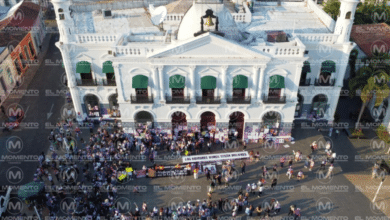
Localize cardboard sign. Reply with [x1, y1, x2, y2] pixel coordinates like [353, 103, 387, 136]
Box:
[137, 170, 147, 178]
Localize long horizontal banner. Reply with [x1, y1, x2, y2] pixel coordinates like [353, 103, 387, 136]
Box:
[182, 151, 250, 163]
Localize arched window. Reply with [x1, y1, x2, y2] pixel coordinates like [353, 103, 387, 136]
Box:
[28, 41, 36, 57]
[346, 11, 351, 19]
[300, 61, 311, 86]
[317, 60, 336, 86]
[24, 46, 30, 60]
[19, 54, 26, 68]
[58, 8, 63, 12]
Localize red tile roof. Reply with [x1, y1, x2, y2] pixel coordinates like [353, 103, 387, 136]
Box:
[0, 2, 41, 47]
[350, 23, 390, 58]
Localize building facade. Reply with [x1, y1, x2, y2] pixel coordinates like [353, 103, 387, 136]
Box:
[0, 47, 18, 104]
[53, 0, 358, 138]
[0, 1, 46, 78]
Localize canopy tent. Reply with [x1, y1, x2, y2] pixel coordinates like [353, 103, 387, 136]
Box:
[269, 75, 285, 89]
[17, 182, 45, 200]
[201, 76, 217, 89]
[169, 75, 185, 88]
[232, 75, 248, 88]
[132, 75, 149, 89]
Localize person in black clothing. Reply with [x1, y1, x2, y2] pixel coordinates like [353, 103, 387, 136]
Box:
[206, 168, 211, 180]
[1, 105, 6, 116]
[271, 178, 277, 190]
[218, 198, 223, 211]
[217, 172, 222, 185]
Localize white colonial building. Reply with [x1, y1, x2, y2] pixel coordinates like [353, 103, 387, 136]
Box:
[53, 0, 358, 138]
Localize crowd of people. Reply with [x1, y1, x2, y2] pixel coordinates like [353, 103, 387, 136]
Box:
[26, 115, 339, 219]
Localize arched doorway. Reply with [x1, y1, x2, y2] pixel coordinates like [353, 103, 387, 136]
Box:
[200, 111, 216, 131]
[262, 111, 282, 128]
[135, 111, 154, 127]
[171, 111, 187, 133]
[84, 94, 100, 117]
[312, 94, 328, 118]
[108, 94, 120, 117]
[295, 94, 304, 118]
[229, 111, 245, 139]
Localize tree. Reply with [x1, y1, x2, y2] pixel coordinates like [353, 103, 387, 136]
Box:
[349, 68, 390, 129]
[323, 0, 341, 20]
[376, 124, 390, 145]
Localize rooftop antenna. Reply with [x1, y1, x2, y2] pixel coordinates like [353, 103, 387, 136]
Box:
[149, 4, 167, 26]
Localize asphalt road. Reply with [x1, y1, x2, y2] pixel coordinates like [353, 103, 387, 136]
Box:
[0, 33, 67, 188]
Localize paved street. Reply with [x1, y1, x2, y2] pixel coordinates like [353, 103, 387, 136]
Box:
[0, 33, 388, 219]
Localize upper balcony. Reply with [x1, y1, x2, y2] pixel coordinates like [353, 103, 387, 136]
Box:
[196, 96, 221, 104]
[165, 96, 191, 104]
[262, 95, 287, 104]
[226, 96, 251, 104]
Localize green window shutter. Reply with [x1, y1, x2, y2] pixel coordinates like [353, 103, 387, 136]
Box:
[232, 75, 248, 89]
[201, 76, 217, 89]
[321, 60, 336, 73]
[102, 61, 114, 73]
[132, 75, 149, 89]
[302, 61, 311, 73]
[76, 61, 91, 73]
[269, 75, 285, 89]
[169, 75, 185, 88]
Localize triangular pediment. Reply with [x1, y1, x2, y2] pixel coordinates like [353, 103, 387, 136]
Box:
[148, 33, 271, 59]
[76, 54, 93, 61]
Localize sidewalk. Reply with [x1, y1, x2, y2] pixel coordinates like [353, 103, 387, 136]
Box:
[0, 33, 53, 110]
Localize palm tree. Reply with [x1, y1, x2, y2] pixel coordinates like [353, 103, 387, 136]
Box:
[350, 67, 390, 129]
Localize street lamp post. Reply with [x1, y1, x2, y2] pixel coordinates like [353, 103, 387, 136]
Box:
[372, 177, 385, 203]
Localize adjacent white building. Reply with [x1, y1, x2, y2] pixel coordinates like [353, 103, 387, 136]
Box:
[52, 0, 358, 138]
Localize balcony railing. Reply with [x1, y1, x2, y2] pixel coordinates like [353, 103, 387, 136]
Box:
[226, 96, 251, 104]
[130, 95, 154, 104]
[262, 95, 286, 104]
[165, 96, 191, 104]
[299, 79, 311, 86]
[76, 79, 98, 86]
[196, 96, 221, 104]
[102, 79, 117, 86]
[314, 78, 336, 86]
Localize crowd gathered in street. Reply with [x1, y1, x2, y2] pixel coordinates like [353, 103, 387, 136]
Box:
[25, 117, 340, 220]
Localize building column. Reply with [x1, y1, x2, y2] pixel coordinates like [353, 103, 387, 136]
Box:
[56, 42, 82, 115]
[189, 65, 197, 104]
[335, 62, 348, 87]
[292, 63, 304, 101]
[113, 63, 125, 102]
[221, 65, 228, 103]
[252, 66, 260, 104]
[151, 66, 159, 103]
[257, 66, 266, 102]
[158, 65, 165, 103]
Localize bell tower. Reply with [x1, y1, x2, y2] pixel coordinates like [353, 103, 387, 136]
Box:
[51, 0, 75, 43]
[334, 0, 359, 43]
[194, 9, 225, 37]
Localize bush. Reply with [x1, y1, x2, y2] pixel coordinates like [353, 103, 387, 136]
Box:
[350, 128, 364, 137]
